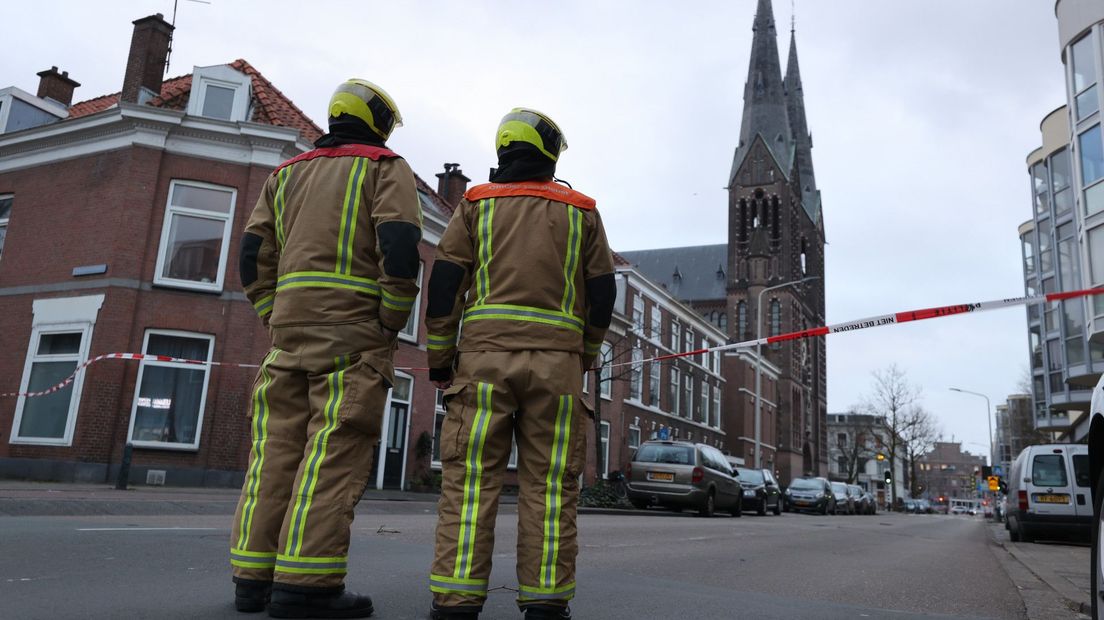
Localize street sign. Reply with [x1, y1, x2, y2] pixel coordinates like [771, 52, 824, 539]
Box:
[993, 466, 1003, 477]
[987, 476, 999, 492]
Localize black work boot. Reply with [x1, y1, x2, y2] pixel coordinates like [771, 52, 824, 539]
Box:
[234, 578, 272, 613]
[522, 604, 571, 620]
[267, 584, 373, 619]
[429, 601, 482, 619]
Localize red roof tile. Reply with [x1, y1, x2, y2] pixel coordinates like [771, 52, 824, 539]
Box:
[67, 59, 323, 142]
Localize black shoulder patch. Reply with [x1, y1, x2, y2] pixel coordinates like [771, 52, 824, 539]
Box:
[377, 221, 422, 278]
[585, 273, 616, 328]
[239, 232, 263, 287]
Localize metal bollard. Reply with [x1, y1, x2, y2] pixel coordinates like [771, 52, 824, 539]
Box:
[115, 443, 133, 490]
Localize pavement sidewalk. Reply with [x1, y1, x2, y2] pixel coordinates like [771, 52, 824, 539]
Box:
[987, 521, 1091, 616]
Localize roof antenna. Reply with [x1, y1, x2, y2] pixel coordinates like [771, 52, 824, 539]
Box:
[791, 0, 796, 33]
[166, 0, 212, 74]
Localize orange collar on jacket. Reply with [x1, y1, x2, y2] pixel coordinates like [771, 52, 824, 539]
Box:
[464, 181, 596, 210]
[274, 144, 400, 175]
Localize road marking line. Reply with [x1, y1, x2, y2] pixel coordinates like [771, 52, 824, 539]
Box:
[77, 527, 222, 531]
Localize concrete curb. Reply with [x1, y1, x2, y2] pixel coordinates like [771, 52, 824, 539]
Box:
[987, 522, 1091, 616]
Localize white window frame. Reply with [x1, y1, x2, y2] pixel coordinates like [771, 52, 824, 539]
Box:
[670, 319, 680, 351]
[432, 389, 446, 468]
[0, 193, 11, 263]
[683, 375, 693, 419]
[628, 424, 641, 451]
[701, 381, 710, 425]
[669, 366, 680, 416]
[632, 294, 645, 334]
[10, 322, 93, 446]
[713, 385, 722, 429]
[125, 329, 216, 451]
[649, 303, 662, 341]
[599, 342, 613, 400]
[153, 179, 237, 293]
[398, 261, 425, 343]
[629, 345, 643, 401]
[187, 65, 251, 122]
[600, 421, 610, 479]
[648, 355, 660, 407]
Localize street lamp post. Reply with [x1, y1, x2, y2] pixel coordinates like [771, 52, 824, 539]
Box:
[948, 387, 994, 475]
[753, 276, 820, 469]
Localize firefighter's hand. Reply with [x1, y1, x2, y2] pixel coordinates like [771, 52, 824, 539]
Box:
[430, 367, 453, 390]
[432, 379, 452, 390]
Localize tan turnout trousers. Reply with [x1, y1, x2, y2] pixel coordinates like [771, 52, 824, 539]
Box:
[230, 322, 394, 588]
[431, 350, 588, 610]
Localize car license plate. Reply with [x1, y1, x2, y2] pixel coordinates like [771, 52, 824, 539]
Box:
[647, 471, 674, 482]
[794, 500, 809, 506]
[743, 490, 756, 497]
[1034, 494, 1070, 504]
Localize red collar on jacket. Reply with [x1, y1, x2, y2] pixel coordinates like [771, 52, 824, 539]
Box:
[464, 181, 596, 210]
[274, 144, 400, 175]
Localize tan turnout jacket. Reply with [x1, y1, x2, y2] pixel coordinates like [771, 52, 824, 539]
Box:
[240, 144, 422, 331]
[426, 181, 615, 372]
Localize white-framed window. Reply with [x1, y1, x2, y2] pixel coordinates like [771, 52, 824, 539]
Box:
[628, 424, 641, 450]
[11, 324, 92, 445]
[186, 65, 252, 122]
[629, 345, 643, 401]
[700, 381, 710, 425]
[600, 421, 610, 479]
[683, 328, 693, 360]
[126, 330, 215, 450]
[650, 305, 662, 341]
[154, 180, 236, 292]
[582, 369, 589, 394]
[670, 319, 680, 350]
[399, 261, 425, 343]
[1080, 123, 1104, 216]
[712, 350, 720, 374]
[599, 342, 612, 400]
[432, 389, 446, 467]
[0, 193, 11, 263]
[1070, 33, 1099, 123]
[632, 294, 644, 334]
[683, 375, 693, 419]
[648, 356, 660, 407]
[669, 366, 680, 416]
[712, 385, 722, 428]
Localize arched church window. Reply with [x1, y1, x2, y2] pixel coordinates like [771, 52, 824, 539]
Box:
[800, 238, 808, 275]
[737, 302, 747, 340]
[769, 299, 781, 348]
[771, 197, 780, 240]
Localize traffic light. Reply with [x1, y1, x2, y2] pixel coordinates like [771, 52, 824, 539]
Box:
[884, 470, 892, 485]
[981, 465, 992, 478]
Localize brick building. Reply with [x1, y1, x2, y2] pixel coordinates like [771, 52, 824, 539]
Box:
[0, 14, 454, 490]
[916, 442, 987, 501]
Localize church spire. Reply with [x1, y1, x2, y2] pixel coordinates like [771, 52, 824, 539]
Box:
[784, 28, 820, 222]
[730, 0, 793, 187]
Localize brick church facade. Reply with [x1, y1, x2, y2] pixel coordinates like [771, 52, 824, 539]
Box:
[622, 0, 827, 482]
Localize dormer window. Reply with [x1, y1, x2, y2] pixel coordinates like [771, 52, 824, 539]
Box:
[187, 65, 251, 122]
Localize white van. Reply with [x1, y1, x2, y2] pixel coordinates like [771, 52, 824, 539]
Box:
[1004, 443, 1090, 543]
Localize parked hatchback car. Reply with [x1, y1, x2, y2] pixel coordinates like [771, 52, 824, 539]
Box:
[737, 468, 782, 515]
[626, 441, 742, 517]
[1004, 443, 1090, 543]
[830, 481, 854, 515]
[848, 484, 871, 515]
[784, 476, 835, 515]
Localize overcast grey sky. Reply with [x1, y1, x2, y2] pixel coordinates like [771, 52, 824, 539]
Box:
[3, 1, 1067, 461]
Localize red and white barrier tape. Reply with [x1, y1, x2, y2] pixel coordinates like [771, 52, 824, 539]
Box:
[4, 287, 1100, 399]
[605, 287, 1104, 370]
[0, 353, 261, 399]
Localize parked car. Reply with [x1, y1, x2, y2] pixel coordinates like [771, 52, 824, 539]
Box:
[862, 490, 878, 515]
[848, 485, 871, 515]
[625, 441, 742, 517]
[1004, 443, 1090, 543]
[737, 468, 782, 515]
[949, 504, 967, 515]
[783, 476, 836, 515]
[830, 481, 854, 515]
[917, 499, 932, 514]
[904, 499, 918, 513]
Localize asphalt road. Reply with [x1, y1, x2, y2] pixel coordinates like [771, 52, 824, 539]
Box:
[0, 506, 1055, 619]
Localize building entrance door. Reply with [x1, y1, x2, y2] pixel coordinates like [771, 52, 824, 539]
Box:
[372, 374, 412, 490]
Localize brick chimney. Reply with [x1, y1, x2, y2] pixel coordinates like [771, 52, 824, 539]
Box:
[435, 163, 470, 208]
[36, 67, 80, 107]
[121, 14, 174, 104]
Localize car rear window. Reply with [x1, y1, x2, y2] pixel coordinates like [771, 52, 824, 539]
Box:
[1073, 454, 1090, 488]
[635, 444, 694, 465]
[1031, 454, 1069, 487]
[738, 469, 764, 484]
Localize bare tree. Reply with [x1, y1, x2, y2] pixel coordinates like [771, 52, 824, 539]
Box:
[900, 406, 941, 498]
[860, 364, 922, 507]
[588, 331, 634, 487]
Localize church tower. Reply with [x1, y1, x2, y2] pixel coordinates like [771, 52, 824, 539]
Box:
[727, 0, 827, 480]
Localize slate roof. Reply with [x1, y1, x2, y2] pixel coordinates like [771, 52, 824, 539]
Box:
[68, 59, 323, 143]
[619, 244, 728, 302]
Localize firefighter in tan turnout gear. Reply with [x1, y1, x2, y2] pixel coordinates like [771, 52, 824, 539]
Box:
[230, 79, 422, 618]
[426, 109, 616, 620]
